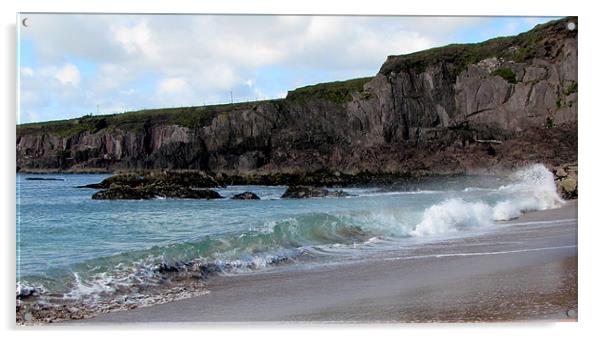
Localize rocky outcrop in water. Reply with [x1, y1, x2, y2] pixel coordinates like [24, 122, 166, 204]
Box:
[281, 186, 350, 199]
[86, 172, 223, 200]
[232, 192, 260, 200]
[79, 171, 221, 189]
[17, 17, 577, 177]
[91, 184, 222, 200]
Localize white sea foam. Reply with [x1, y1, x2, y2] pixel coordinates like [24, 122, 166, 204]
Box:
[410, 199, 493, 236]
[410, 164, 564, 236]
[492, 200, 521, 220]
[63, 272, 119, 301]
[498, 163, 564, 210]
[16, 280, 47, 298]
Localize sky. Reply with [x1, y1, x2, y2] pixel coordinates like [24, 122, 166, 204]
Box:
[17, 14, 560, 124]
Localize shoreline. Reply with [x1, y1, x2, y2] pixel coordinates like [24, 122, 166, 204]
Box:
[67, 200, 577, 324]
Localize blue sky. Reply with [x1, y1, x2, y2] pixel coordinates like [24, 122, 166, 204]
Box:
[18, 15, 560, 124]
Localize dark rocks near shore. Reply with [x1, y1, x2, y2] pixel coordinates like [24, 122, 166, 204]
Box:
[92, 184, 223, 200]
[281, 186, 350, 199]
[79, 171, 221, 189]
[16, 286, 42, 300]
[219, 170, 414, 187]
[232, 192, 260, 200]
[92, 184, 152, 200]
[81, 170, 406, 200]
[553, 163, 578, 199]
[78, 173, 145, 189]
[87, 171, 223, 200]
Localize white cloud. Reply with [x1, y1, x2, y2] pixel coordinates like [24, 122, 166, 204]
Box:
[157, 77, 187, 94]
[54, 63, 81, 86]
[201, 65, 238, 90]
[112, 20, 158, 59]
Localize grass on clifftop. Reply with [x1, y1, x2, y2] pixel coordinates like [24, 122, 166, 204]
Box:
[16, 99, 283, 138]
[379, 16, 577, 76]
[286, 77, 373, 104]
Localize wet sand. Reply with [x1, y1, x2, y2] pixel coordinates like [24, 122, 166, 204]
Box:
[74, 200, 578, 323]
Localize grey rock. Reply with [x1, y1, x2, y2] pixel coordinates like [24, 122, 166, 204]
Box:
[281, 186, 350, 199]
[91, 184, 223, 200]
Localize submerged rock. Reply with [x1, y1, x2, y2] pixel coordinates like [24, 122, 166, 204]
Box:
[281, 186, 349, 199]
[232, 192, 260, 200]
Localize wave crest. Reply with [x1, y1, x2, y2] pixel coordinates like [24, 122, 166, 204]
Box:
[411, 164, 563, 236]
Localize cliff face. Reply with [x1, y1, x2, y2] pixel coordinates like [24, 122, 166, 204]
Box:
[17, 17, 577, 175]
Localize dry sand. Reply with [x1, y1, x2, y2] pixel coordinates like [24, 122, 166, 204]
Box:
[72, 200, 578, 324]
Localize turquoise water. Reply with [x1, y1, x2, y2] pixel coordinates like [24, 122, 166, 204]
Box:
[16, 165, 563, 308]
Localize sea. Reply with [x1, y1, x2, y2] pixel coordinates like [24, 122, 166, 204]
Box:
[16, 164, 564, 320]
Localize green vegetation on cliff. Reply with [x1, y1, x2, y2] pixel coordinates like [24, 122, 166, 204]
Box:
[492, 68, 517, 84]
[565, 82, 578, 95]
[379, 16, 577, 76]
[285, 77, 372, 104]
[17, 99, 283, 137]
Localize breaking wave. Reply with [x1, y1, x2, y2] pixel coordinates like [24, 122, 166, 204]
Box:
[411, 164, 563, 236]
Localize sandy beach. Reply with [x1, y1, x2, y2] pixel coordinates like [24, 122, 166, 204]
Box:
[66, 200, 577, 324]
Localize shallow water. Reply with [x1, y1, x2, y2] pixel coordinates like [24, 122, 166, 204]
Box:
[15, 164, 563, 317]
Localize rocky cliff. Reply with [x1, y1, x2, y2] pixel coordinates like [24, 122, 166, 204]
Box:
[17, 17, 577, 176]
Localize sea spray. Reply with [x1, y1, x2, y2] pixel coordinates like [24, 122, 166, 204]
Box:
[411, 164, 563, 236]
[499, 163, 564, 211]
[410, 199, 493, 237]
